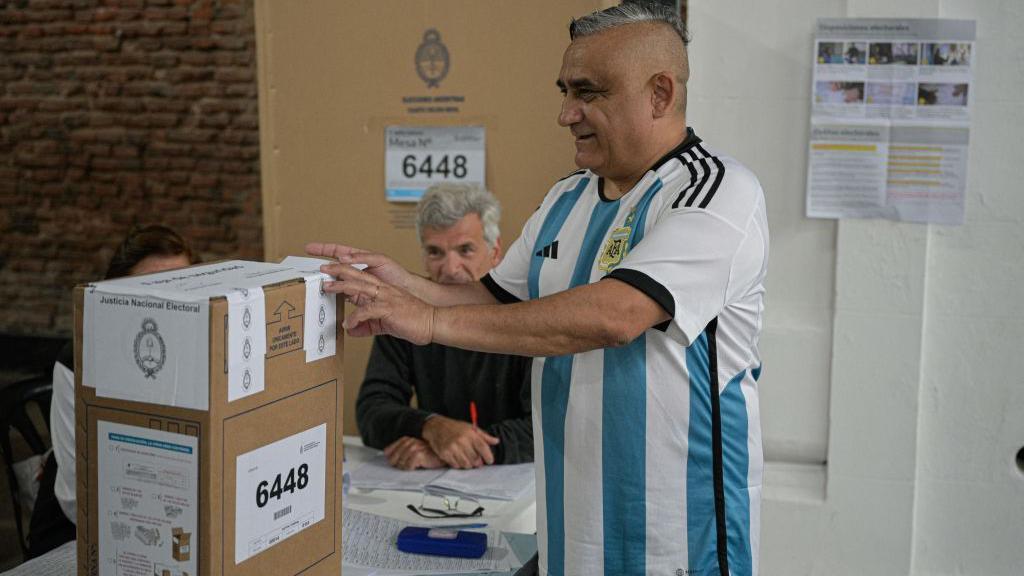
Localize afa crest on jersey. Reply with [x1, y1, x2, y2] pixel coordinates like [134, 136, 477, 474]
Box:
[598, 226, 631, 272]
[599, 208, 638, 273]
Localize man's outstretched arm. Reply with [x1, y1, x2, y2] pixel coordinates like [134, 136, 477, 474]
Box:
[325, 261, 669, 357]
[306, 242, 498, 308]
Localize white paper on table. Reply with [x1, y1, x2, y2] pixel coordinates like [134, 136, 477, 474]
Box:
[429, 463, 535, 502]
[342, 507, 516, 574]
[347, 453, 445, 492]
[347, 453, 535, 501]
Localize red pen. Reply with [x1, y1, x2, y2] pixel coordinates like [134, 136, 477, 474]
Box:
[469, 401, 478, 428]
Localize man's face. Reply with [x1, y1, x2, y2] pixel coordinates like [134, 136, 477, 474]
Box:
[557, 29, 652, 182]
[421, 213, 501, 284]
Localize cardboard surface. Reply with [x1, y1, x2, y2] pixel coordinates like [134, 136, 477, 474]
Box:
[172, 528, 191, 562]
[75, 270, 344, 576]
[255, 0, 608, 434]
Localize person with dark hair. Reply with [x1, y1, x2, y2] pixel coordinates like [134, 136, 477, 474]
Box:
[27, 225, 198, 558]
[310, 3, 768, 575]
[103, 224, 199, 279]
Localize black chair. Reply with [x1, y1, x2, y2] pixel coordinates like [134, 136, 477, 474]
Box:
[0, 374, 54, 560]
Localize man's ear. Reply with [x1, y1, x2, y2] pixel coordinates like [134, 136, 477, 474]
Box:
[490, 237, 503, 266]
[650, 71, 675, 118]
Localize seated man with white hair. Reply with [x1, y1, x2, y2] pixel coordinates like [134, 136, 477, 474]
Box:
[356, 183, 533, 470]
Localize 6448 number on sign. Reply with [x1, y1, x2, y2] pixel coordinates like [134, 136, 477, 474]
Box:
[234, 423, 326, 564]
[385, 126, 485, 202]
[401, 154, 469, 179]
[256, 463, 309, 508]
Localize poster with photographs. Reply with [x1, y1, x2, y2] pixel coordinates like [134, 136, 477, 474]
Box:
[807, 18, 975, 225]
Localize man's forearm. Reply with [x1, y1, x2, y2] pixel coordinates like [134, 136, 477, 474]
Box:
[405, 276, 499, 308]
[431, 279, 669, 357]
[357, 396, 431, 449]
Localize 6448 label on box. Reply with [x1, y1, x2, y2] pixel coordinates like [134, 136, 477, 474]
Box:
[234, 423, 327, 564]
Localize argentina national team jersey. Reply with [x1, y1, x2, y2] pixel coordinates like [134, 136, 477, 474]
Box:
[482, 130, 769, 576]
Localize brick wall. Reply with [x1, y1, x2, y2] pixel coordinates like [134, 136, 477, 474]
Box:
[0, 0, 263, 339]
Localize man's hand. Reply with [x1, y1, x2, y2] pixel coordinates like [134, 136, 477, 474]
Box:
[319, 264, 437, 344]
[421, 415, 500, 469]
[306, 242, 413, 290]
[383, 437, 445, 470]
[307, 241, 438, 344]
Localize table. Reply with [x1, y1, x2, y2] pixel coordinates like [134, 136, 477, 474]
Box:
[342, 437, 537, 575]
[343, 436, 537, 534]
[3, 437, 537, 575]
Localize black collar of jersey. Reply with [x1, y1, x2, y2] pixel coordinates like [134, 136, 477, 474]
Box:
[649, 126, 701, 172]
[596, 127, 701, 202]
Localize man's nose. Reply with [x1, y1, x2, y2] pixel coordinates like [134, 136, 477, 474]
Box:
[558, 98, 581, 127]
[441, 254, 462, 276]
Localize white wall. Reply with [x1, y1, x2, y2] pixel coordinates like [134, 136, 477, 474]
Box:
[913, 0, 1024, 573]
[689, 1, 1024, 574]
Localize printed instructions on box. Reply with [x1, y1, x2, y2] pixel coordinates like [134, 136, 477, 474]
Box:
[234, 423, 327, 564]
[97, 421, 198, 576]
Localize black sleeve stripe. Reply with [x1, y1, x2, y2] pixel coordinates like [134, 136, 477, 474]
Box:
[672, 161, 700, 209]
[481, 274, 521, 304]
[604, 268, 675, 326]
[685, 157, 713, 208]
[699, 156, 726, 209]
[694, 142, 714, 160]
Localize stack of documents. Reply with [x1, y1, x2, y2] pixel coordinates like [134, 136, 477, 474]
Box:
[342, 507, 519, 575]
[348, 454, 535, 501]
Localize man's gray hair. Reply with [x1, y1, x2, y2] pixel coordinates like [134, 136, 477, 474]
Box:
[569, 2, 689, 46]
[416, 183, 501, 248]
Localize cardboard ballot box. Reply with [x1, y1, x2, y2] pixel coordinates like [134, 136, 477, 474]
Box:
[74, 258, 343, 576]
[172, 527, 191, 562]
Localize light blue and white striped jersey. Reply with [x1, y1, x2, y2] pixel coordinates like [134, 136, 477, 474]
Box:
[483, 131, 768, 576]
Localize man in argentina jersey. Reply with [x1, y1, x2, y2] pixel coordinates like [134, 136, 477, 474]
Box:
[309, 4, 768, 576]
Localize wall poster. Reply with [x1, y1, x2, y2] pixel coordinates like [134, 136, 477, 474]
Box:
[807, 18, 975, 225]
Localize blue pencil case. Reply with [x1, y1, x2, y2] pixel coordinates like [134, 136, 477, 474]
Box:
[396, 527, 487, 558]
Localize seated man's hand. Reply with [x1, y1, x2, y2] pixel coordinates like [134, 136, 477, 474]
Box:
[383, 436, 445, 470]
[421, 415, 500, 469]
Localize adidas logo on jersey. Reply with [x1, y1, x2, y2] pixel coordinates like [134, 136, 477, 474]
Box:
[535, 241, 559, 259]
